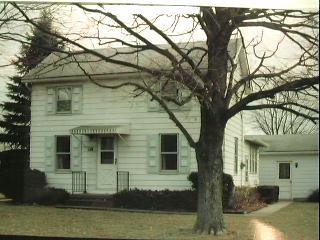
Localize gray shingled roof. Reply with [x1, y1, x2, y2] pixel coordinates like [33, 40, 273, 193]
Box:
[23, 39, 244, 81]
[246, 134, 319, 152]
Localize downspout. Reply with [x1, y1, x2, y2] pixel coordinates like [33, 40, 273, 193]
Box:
[240, 112, 244, 187]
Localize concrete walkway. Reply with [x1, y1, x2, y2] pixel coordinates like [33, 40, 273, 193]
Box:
[248, 201, 292, 217]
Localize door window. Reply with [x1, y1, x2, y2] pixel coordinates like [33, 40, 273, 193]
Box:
[100, 137, 115, 164]
[279, 163, 290, 179]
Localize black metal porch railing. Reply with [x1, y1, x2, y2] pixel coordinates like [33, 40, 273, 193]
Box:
[117, 171, 129, 192]
[72, 171, 87, 194]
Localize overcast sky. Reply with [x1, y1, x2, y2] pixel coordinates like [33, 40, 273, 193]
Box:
[0, 2, 318, 134]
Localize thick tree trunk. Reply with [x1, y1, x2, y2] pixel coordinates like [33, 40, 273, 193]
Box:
[194, 105, 226, 235]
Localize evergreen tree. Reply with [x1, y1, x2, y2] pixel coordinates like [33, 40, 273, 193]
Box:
[0, 10, 63, 169]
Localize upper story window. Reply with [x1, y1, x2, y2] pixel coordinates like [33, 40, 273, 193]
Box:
[160, 134, 178, 171]
[47, 86, 82, 115]
[160, 80, 179, 100]
[56, 135, 71, 170]
[56, 87, 72, 113]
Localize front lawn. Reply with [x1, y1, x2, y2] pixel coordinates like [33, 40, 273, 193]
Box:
[0, 202, 318, 240]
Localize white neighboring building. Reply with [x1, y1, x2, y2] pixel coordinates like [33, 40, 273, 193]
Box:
[250, 134, 319, 200]
[22, 40, 263, 194]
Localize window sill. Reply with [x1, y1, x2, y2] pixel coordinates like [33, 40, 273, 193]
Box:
[159, 170, 179, 175]
[55, 170, 72, 174]
[55, 112, 73, 116]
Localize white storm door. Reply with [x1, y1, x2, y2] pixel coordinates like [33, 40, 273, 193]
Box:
[97, 136, 117, 191]
[277, 162, 292, 200]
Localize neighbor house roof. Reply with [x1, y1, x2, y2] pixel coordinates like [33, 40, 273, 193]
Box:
[22, 38, 246, 82]
[246, 134, 319, 153]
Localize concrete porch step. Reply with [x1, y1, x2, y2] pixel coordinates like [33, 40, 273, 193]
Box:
[64, 193, 114, 207]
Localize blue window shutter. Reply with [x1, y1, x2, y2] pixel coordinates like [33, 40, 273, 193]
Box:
[147, 134, 159, 173]
[179, 134, 191, 174]
[72, 86, 82, 114]
[45, 136, 55, 172]
[47, 87, 55, 114]
[71, 135, 81, 171]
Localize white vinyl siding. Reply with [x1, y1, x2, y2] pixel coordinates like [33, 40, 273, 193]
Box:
[30, 76, 247, 193]
[259, 153, 319, 199]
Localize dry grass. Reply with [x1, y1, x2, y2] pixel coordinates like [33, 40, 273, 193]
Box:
[0, 202, 318, 240]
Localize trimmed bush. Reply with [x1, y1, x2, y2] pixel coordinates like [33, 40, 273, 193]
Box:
[233, 187, 266, 211]
[307, 189, 319, 202]
[257, 185, 279, 204]
[187, 172, 235, 209]
[113, 189, 197, 211]
[187, 172, 198, 190]
[0, 168, 47, 202]
[24, 187, 70, 205]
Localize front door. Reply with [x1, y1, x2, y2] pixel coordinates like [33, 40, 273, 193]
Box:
[277, 162, 292, 199]
[97, 136, 117, 192]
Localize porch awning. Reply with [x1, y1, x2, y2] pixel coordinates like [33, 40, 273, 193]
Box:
[70, 125, 130, 135]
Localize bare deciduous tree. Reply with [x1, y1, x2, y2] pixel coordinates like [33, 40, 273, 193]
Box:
[1, 3, 319, 234]
[254, 91, 318, 134]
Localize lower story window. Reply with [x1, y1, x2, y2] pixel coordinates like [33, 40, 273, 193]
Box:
[56, 136, 71, 170]
[161, 134, 178, 170]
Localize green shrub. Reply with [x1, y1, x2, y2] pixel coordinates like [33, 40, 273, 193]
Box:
[113, 189, 197, 211]
[257, 185, 279, 204]
[307, 189, 319, 202]
[187, 172, 235, 209]
[26, 187, 69, 205]
[187, 172, 198, 190]
[0, 149, 29, 170]
[0, 168, 47, 202]
[233, 187, 265, 211]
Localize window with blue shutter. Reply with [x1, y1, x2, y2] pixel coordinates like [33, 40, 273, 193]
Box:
[147, 134, 159, 173]
[71, 135, 82, 171]
[72, 86, 82, 114]
[47, 86, 82, 115]
[47, 88, 55, 114]
[147, 133, 191, 174]
[45, 136, 55, 173]
[179, 134, 191, 174]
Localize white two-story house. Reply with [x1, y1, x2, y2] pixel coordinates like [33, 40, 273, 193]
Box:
[22, 40, 265, 194]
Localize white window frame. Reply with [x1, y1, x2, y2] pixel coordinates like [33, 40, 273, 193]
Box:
[100, 136, 116, 165]
[160, 133, 179, 171]
[56, 135, 71, 171]
[56, 87, 72, 114]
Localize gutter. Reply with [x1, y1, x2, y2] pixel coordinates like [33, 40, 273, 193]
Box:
[260, 150, 319, 156]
